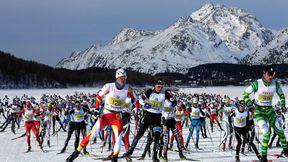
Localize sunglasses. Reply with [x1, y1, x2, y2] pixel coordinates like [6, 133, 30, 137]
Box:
[267, 71, 275, 76]
[156, 85, 164, 89]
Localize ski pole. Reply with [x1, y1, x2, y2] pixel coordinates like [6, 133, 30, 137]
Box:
[191, 135, 198, 152]
[206, 124, 214, 152]
[56, 121, 59, 146]
[257, 125, 259, 150]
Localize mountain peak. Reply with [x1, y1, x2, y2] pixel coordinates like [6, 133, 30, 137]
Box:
[191, 3, 273, 56]
[241, 27, 288, 65]
[110, 28, 154, 45]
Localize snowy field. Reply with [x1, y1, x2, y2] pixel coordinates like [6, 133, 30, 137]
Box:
[0, 86, 288, 162]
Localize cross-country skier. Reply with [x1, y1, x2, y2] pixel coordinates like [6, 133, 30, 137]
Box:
[243, 65, 288, 161]
[66, 68, 137, 162]
[159, 96, 186, 162]
[19, 100, 43, 152]
[186, 97, 205, 150]
[231, 100, 261, 162]
[220, 97, 235, 151]
[169, 100, 189, 150]
[60, 100, 93, 154]
[124, 78, 171, 162]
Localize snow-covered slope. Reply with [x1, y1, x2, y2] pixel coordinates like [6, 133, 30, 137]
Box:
[191, 3, 274, 58]
[1, 87, 288, 162]
[56, 3, 275, 75]
[241, 28, 288, 64]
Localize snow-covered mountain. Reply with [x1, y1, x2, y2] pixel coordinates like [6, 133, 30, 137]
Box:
[241, 28, 288, 64]
[191, 3, 274, 58]
[56, 3, 275, 75]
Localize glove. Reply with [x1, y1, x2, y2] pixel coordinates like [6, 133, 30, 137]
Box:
[246, 100, 253, 107]
[94, 110, 99, 117]
[161, 117, 166, 125]
[144, 103, 151, 109]
[171, 100, 177, 107]
[281, 106, 287, 113]
[248, 106, 255, 113]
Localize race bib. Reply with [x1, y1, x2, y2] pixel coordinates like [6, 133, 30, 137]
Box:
[211, 109, 216, 114]
[175, 113, 183, 119]
[123, 103, 130, 110]
[258, 94, 272, 101]
[25, 114, 33, 119]
[235, 118, 246, 123]
[150, 100, 162, 108]
[109, 97, 124, 107]
[75, 114, 84, 119]
[46, 114, 53, 118]
[163, 107, 174, 112]
[192, 111, 199, 116]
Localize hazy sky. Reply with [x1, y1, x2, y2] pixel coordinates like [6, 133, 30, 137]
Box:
[0, 0, 287, 67]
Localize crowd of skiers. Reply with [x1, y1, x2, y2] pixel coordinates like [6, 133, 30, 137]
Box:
[0, 65, 288, 162]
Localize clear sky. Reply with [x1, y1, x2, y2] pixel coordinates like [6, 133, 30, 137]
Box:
[0, 0, 287, 67]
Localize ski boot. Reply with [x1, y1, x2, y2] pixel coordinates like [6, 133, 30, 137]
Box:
[107, 153, 113, 160]
[83, 148, 89, 155]
[27, 146, 31, 152]
[138, 154, 145, 160]
[152, 154, 160, 162]
[221, 143, 226, 151]
[241, 147, 245, 154]
[59, 146, 66, 154]
[162, 155, 168, 162]
[47, 140, 51, 147]
[235, 156, 240, 162]
[159, 155, 164, 160]
[66, 150, 80, 162]
[39, 145, 44, 151]
[261, 155, 267, 162]
[123, 152, 132, 162]
[100, 141, 106, 148]
[111, 155, 118, 162]
[148, 148, 151, 157]
[282, 147, 288, 157]
[276, 142, 281, 147]
[268, 142, 272, 148]
[185, 142, 189, 149]
[235, 155, 240, 162]
[179, 153, 187, 160]
[182, 145, 186, 151]
[228, 143, 233, 149]
[195, 143, 200, 149]
[168, 143, 173, 150]
[257, 154, 262, 160]
[108, 143, 112, 151]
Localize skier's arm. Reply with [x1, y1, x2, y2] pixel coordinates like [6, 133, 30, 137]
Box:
[139, 89, 153, 107]
[127, 85, 138, 110]
[199, 108, 205, 117]
[276, 82, 286, 112]
[95, 83, 110, 111]
[83, 107, 93, 115]
[243, 81, 258, 107]
[228, 111, 235, 126]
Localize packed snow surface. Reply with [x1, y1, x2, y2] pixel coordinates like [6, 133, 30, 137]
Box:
[0, 86, 288, 162]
